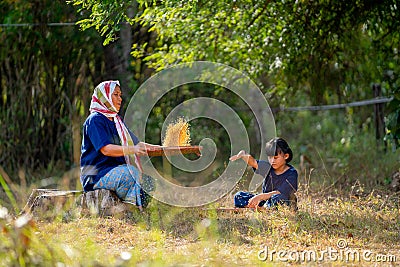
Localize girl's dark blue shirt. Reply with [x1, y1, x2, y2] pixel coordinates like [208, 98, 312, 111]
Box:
[254, 160, 298, 201]
[80, 112, 139, 191]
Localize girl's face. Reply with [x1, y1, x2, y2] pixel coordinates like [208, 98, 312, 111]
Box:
[112, 86, 122, 112]
[268, 152, 289, 171]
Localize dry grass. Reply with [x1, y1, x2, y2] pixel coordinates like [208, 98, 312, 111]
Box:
[1, 168, 400, 266]
[20, 188, 398, 267]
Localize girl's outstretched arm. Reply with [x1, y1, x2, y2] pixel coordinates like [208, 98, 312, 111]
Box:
[229, 150, 259, 169]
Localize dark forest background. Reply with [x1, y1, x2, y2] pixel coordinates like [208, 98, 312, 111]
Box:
[1, 0, 399, 194]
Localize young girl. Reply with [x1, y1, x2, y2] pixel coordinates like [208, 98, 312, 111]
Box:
[230, 137, 298, 209]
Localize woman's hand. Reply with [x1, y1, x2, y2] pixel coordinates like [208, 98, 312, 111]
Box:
[229, 150, 246, 161]
[139, 142, 163, 149]
[100, 143, 148, 157]
[129, 142, 147, 156]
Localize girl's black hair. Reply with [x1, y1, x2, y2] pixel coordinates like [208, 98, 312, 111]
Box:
[265, 137, 293, 163]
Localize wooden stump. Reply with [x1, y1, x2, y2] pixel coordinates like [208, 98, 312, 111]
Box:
[79, 189, 133, 217]
[23, 189, 135, 219]
[391, 170, 400, 191]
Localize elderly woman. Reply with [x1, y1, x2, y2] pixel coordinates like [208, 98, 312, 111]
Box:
[80, 80, 158, 209]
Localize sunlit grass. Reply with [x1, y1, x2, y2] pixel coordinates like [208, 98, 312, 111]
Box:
[17, 190, 397, 266]
[1, 168, 399, 266]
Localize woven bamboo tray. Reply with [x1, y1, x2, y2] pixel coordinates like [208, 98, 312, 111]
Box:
[146, 146, 202, 156]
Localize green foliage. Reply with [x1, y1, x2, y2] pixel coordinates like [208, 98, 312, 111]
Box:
[72, 0, 400, 148]
[69, 0, 136, 45]
[0, 0, 105, 178]
[275, 106, 400, 187]
[386, 98, 400, 145]
[0, 174, 18, 214]
[385, 80, 400, 147]
[2, 0, 399, 189]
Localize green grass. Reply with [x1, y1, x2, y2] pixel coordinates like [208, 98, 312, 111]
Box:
[1, 183, 399, 266]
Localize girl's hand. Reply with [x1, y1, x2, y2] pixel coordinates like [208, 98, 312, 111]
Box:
[229, 150, 258, 169]
[247, 194, 263, 208]
[229, 150, 246, 161]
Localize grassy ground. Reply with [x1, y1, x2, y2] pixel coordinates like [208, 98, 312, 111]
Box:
[1, 182, 399, 267]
